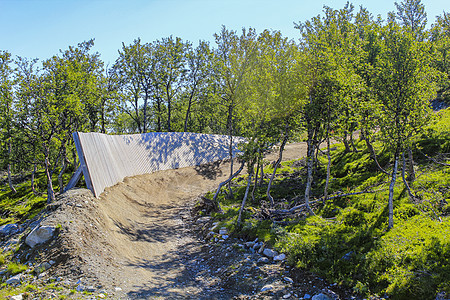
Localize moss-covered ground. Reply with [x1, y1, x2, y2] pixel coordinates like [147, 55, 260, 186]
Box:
[204, 108, 450, 300]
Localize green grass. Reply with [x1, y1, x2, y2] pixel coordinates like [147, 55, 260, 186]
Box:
[206, 108, 450, 300]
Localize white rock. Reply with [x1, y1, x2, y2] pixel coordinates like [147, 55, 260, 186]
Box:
[25, 226, 56, 248]
[98, 294, 106, 299]
[10, 294, 23, 300]
[261, 284, 273, 292]
[263, 248, 278, 258]
[115, 287, 123, 291]
[283, 293, 292, 299]
[283, 276, 294, 284]
[274, 253, 286, 261]
[6, 274, 22, 285]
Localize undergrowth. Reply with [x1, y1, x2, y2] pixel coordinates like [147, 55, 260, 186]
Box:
[205, 108, 450, 300]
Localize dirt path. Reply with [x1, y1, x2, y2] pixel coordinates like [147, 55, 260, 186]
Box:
[75, 142, 307, 299]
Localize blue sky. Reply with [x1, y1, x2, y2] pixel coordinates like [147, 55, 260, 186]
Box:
[0, 0, 447, 65]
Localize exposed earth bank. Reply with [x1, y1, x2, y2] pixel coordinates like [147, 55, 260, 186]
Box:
[2, 143, 358, 299]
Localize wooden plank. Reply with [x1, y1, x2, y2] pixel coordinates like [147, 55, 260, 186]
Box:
[63, 166, 83, 192]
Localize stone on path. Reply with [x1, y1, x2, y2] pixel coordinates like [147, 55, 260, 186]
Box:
[25, 225, 56, 248]
[263, 248, 278, 258]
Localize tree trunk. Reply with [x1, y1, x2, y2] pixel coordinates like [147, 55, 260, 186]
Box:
[350, 130, 358, 152]
[252, 159, 260, 202]
[402, 151, 416, 201]
[267, 133, 289, 207]
[361, 129, 389, 175]
[304, 133, 315, 214]
[323, 129, 331, 203]
[58, 145, 68, 194]
[227, 103, 234, 199]
[7, 138, 16, 193]
[31, 162, 38, 195]
[388, 153, 399, 230]
[407, 148, 415, 183]
[259, 158, 265, 186]
[44, 146, 56, 204]
[237, 173, 252, 228]
[143, 91, 148, 133]
[343, 130, 351, 153]
[183, 87, 196, 132]
[213, 161, 245, 207]
[167, 86, 172, 132]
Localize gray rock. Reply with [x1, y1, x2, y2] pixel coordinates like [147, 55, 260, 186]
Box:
[257, 257, 270, 264]
[283, 276, 294, 284]
[196, 216, 210, 223]
[6, 274, 22, 285]
[321, 288, 340, 299]
[263, 248, 278, 258]
[76, 285, 85, 292]
[258, 244, 265, 254]
[274, 253, 286, 261]
[436, 292, 450, 300]
[304, 294, 312, 299]
[25, 225, 56, 248]
[219, 228, 227, 235]
[0, 223, 18, 236]
[245, 241, 255, 248]
[283, 293, 292, 299]
[35, 262, 52, 274]
[10, 294, 23, 300]
[261, 284, 273, 292]
[221, 234, 229, 240]
[312, 293, 333, 300]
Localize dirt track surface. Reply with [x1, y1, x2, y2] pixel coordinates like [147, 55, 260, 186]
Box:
[41, 143, 315, 299]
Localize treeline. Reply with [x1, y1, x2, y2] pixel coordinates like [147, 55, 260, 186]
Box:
[0, 1, 449, 223]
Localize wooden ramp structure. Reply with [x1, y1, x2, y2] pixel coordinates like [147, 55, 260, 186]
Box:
[69, 132, 243, 197]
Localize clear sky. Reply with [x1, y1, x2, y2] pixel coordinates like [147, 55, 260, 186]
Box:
[0, 0, 447, 65]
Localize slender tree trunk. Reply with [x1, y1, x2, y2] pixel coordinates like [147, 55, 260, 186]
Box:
[213, 161, 245, 207]
[259, 159, 265, 186]
[184, 88, 196, 132]
[402, 151, 416, 201]
[267, 133, 289, 207]
[388, 152, 399, 230]
[343, 130, 351, 153]
[304, 132, 315, 214]
[237, 172, 252, 228]
[7, 138, 16, 193]
[227, 103, 234, 199]
[407, 148, 415, 183]
[143, 91, 148, 133]
[44, 146, 56, 204]
[361, 129, 390, 175]
[100, 99, 107, 134]
[323, 129, 331, 203]
[166, 86, 172, 132]
[350, 130, 358, 152]
[252, 159, 260, 202]
[31, 162, 38, 195]
[58, 145, 68, 194]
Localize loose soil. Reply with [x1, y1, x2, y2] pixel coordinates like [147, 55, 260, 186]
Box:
[8, 142, 358, 299]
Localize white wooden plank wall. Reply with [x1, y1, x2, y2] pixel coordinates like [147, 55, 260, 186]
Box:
[76, 132, 243, 197]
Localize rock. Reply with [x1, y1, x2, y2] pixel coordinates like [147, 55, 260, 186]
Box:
[436, 292, 450, 300]
[263, 248, 278, 258]
[245, 241, 255, 248]
[0, 223, 19, 236]
[115, 287, 123, 292]
[196, 216, 210, 223]
[25, 225, 56, 248]
[221, 234, 229, 240]
[258, 244, 265, 254]
[261, 284, 273, 292]
[257, 257, 270, 264]
[10, 294, 23, 300]
[6, 274, 22, 285]
[312, 293, 334, 300]
[283, 276, 294, 284]
[304, 294, 312, 299]
[35, 262, 52, 274]
[283, 293, 292, 299]
[76, 285, 85, 292]
[86, 286, 96, 292]
[274, 253, 286, 261]
[219, 228, 227, 235]
[253, 242, 263, 250]
[321, 288, 340, 299]
[98, 294, 106, 299]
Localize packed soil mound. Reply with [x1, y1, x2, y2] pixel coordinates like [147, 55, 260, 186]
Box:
[12, 142, 357, 299]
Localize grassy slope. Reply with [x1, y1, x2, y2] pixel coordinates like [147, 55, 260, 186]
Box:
[205, 108, 450, 300]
